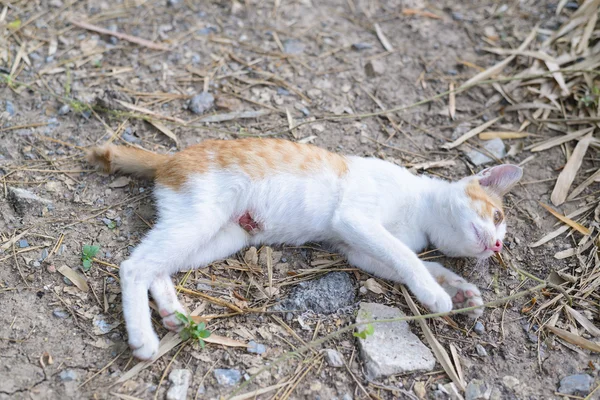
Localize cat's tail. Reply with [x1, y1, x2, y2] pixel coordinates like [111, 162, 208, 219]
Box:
[86, 144, 169, 179]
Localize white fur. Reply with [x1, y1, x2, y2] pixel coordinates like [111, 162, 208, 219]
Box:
[119, 156, 521, 359]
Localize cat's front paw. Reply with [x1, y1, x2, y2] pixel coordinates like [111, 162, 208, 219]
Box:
[413, 282, 453, 314]
[441, 279, 483, 318]
[128, 330, 160, 360]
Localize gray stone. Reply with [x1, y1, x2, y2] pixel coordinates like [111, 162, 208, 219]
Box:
[465, 379, 490, 400]
[473, 321, 485, 335]
[465, 138, 506, 166]
[558, 374, 593, 395]
[189, 92, 214, 114]
[475, 344, 488, 357]
[166, 369, 191, 400]
[58, 104, 71, 115]
[59, 369, 77, 382]
[342, 394, 353, 400]
[5, 100, 15, 116]
[451, 122, 471, 140]
[322, 349, 344, 368]
[365, 60, 385, 77]
[8, 187, 53, 216]
[352, 43, 372, 51]
[276, 272, 355, 314]
[39, 248, 49, 261]
[53, 309, 69, 319]
[18, 239, 29, 248]
[502, 375, 519, 389]
[356, 302, 435, 379]
[247, 340, 266, 354]
[214, 369, 241, 386]
[283, 39, 305, 54]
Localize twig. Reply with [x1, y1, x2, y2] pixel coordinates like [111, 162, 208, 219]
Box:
[68, 18, 169, 51]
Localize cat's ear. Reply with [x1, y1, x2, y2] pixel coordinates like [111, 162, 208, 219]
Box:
[476, 164, 523, 196]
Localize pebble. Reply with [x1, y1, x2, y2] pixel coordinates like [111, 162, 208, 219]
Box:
[214, 369, 241, 386]
[558, 374, 593, 395]
[465, 138, 506, 166]
[58, 104, 71, 115]
[32, 261, 41, 268]
[352, 43, 372, 51]
[365, 59, 386, 77]
[502, 375, 520, 389]
[465, 379, 489, 400]
[451, 12, 464, 21]
[276, 272, 355, 314]
[57, 245, 66, 256]
[18, 239, 29, 248]
[277, 88, 290, 96]
[5, 100, 15, 116]
[40, 248, 49, 261]
[8, 187, 53, 216]
[59, 369, 78, 382]
[47, 265, 56, 273]
[166, 369, 191, 400]
[475, 344, 488, 357]
[247, 341, 266, 355]
[356, 302, 435, 379]
[53, 309, 69, 319]
[322, 349, 344, 368]
[473, 321, 485, 335]
[282, 39, 305, 54]
[189, 92, 214, 114]
[122, 131, 140, 144]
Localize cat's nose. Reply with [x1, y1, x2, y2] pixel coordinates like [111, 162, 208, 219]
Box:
[490, 239, 503, 253]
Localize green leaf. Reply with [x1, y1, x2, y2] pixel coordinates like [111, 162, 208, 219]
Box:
[365, 324, 374, 336]
[82, 259, 92, 271]
[107, 221, 117, 230]
[175, 312, 190, 325]
[198, 339, 205, 349]
[353, 324, 374, 339]
[7, 19, 21, 30]
[180, 330, 191, 341]
[199, 330, 211, 339]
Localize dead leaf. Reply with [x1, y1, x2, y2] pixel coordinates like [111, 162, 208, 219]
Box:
[566, 306, 600, 337]
[108, 176, 131, 188]
[448, 82, 456, 120]
[57, 265, 89, 292]
[147, 120, 179, 148]
[539, 203, 591, 236]
[364, 278, 386, 294]
[479, 131, 530, 140]
[551, 133, 592, 206]
[40, 352, 53, 368]
[373, 23, 394, 52]
[442, 116, 502, 149]
[546, 325, 600, 352]
[244, 247, 258, 265]
[205, 334, 248, 348]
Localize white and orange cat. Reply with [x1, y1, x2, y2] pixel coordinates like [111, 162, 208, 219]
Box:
[87, 138, 522, 360]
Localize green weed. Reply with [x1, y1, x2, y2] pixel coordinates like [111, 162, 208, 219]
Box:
[81, 244, 99, 271]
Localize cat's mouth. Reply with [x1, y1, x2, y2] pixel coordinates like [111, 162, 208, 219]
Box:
[471, 224, 499, 257]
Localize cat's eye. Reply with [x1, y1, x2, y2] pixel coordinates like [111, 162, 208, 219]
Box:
[493, 210, 503, 225]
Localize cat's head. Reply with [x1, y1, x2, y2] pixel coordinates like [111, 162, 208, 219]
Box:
[433, 164, 523, 259]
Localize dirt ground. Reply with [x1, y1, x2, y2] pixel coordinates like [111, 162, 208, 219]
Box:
[1, 0, 599, 399]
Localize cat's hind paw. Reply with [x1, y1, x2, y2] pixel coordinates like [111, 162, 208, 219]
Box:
[129, 330, 160, 360]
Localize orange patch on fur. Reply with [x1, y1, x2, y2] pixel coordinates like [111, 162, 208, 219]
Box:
[465, 181, 504, 220]
[155, 138, 348, 189]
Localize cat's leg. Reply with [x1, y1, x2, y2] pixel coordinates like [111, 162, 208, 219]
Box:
[150, 274, 186, 331]
[423, 261, 483, 318]
[148, 223, 249, 334]
[332, 212, 452, 313]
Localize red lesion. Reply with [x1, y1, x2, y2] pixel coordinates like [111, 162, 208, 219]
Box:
[238, 211, 259, 234]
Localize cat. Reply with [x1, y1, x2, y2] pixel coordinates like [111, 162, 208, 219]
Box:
[87, 138, 522, 360]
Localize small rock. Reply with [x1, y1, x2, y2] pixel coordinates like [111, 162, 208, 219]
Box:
[451, 12, 464, 21]
[413, 381, 426, 399]
[475, 344, 488, 357]
[189, 92, 215, 115]
[32, 261, 41, 268]
[356, 302, 435, 379]
[247, 341, 266, 355]
[342, 394, 353, 400]
[465, 138, 506, 166]
[58, 104, 71, 115]
[122, 130, 140, 144]
[283, 39, 305, 54]
[8, 187, 53, 216]
[365, 59, 385, 77]
[558, 374, 593, 395]
[473, 321, 485, 335]
[47, 265, 56, 273]
[322, 349, 344, 368]
[214, 369, 241, 386]
[451, 122, 471, 140]
[53, 309, 69, 319]
[465, 379, 490, 400]
[59, 369, 77, 382]
[39, 248, 49, 261]
[502, 375, 519, 389]
[18, 239, 29, 248]
[166, 369, 191, 400]
[352, 43, 372, 51]
[276, 272, 355, 314]
[5, 100, 15, 116]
